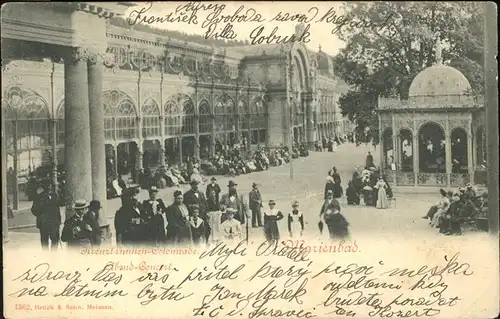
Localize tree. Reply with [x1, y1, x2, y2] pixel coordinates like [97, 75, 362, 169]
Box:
[333, 2, 484, 141]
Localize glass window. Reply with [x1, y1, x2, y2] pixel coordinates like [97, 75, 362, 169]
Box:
[164, 100, 181, 137]
[115, 100, 137, 140]
[239, 100, 249, 130]
[142, 99, 161, 139]
[198, 100, 211, 134]
[214, 100, 225, 133]
[259, 129, 267, 144]
[181, 98, 195, 135]
[251, 130, 258, 145]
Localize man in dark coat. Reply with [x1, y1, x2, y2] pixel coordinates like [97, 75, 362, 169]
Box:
[220, 180, 249, 224]
[166, 190, 192, 245]
[87, 200, 103, 247]
[184, 180, 208, 218]
[114, 188, 146, 247]
[61, 200, 98, 248]
[142, 186, 168, 245]
[205, 177, 221, 203]
[248, 182, 263, 228]
[31, 180, 61, 251]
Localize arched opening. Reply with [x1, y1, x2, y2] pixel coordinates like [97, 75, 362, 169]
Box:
[418, 122, 446, 173]
[214, 94, 236, 148]
[451, 128, 468, 173]
[198, 100, 212, 159]
[476, 126, 486, 168]
[141, 99, 161, 139]
[381, 128, 393, 169]
[102, 90, 137, 142]
[399, 129, 413, 172]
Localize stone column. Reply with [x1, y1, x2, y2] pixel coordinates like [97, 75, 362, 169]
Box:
[305, 93, 315, 150]
[2, 104, 9, 242]
[378, 116, 384, 173]
[159, 143, 166, 166]
[178, 137, 183, 164]
[87, 52, 107, 224]
[194, 83, 200, 159]
[467, 124, 474, 184]
[136, 141, 143, 182]
[64, 47, 93, 218]
[445, 117, 452, 186]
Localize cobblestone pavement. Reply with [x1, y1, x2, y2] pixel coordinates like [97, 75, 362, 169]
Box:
[5, 143, 460, 248]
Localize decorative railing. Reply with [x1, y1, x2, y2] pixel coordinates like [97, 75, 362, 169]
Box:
[416, 173, 447, 186]
[378, 95, 484, 110]
[396, 171, 415, 186]
[450, 173, 470, 186]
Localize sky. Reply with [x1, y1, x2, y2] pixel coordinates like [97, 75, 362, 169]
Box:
[123, 1, 346, 56]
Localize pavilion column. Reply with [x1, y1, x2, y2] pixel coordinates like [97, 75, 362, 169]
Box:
[194, 91, 200, 160]
[412, 135, 419, 186]
[178, 136, 183, 164]
[305, 93, 315, 150]
[378, 115, 384, 173]
[467, 124, 474, 184]
[445, 117, 452, 186]
[136, 141, 143, 181]
[87, 53, 107, 220]
[64, 47, 92, 218]
[2, 103, 9, 242]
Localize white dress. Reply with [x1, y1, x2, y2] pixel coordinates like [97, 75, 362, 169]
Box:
[207, 211, 223, 244]
[221, 219, 242, 244]
[288, 211, 303, 238]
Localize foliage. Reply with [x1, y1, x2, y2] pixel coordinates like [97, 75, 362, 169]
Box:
[332, 2, 485, 142]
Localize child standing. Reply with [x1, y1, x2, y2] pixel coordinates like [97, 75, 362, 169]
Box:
[288, 201, 304, 238]
[206, 205, 225, 246]
[189, 206, 205, 246]
[263, 200, 284, 242]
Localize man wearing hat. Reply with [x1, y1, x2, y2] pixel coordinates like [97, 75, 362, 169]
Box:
[114, 187, 146, 246]
[205, 177, 221, 204]
[61, 200, 95, 248]
[142, 186, 168, 245]
[31, 180, 61, 251]
[248, 182, 263, 228]
[220, 180, 249, 225]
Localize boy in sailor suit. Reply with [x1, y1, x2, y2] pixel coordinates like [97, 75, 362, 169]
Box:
[288, 201, 304, 238]
[189, 206, 205, 246]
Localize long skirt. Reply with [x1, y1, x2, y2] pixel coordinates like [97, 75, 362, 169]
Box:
[264, 220, 280, 241]
[376, 188, 389, 209]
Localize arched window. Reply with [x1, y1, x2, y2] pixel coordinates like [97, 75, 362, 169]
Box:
[451, 128, 468, 173]
[115, 99, 137, 140]
[164, 100, 181, 137]
[399, 129, 413, 172]
[214, 99, 225, 133]
[476, 126, 486, 167]
[198, 100, 211, 134]
[103, 90, 137, 141]
[225, 95, 236, 132]
[239, 100, 248, 130]
[181, 98, 195, 135]
[142, 99, 161, 139]
[418, 122, 446, 173]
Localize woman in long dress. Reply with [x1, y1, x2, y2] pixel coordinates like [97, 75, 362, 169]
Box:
[206, 205, 224, 246]
[375, 178, 389, 209]
[263, 200, 284, 242]
[288, 201, 304, 238]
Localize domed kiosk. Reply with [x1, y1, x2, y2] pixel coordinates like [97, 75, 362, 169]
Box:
[377, 39, 485, 187]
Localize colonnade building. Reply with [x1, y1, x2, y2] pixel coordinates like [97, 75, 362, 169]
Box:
[1, 3, 352, 213]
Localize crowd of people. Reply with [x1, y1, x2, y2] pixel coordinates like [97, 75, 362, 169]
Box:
[422, 184, 489, 236]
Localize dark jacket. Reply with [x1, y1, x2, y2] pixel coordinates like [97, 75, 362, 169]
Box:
[61, 213, 98, 247]
[31, 191, 61, 229]
[248, 188, 263, 211]
[165, 204, 192, 243]
[183, 189, 208, 216]
[205, 183, 221, 202]
[114, 203, 146, 244]
[142, 198, 168, 242]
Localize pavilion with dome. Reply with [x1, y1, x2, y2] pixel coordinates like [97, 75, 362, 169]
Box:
[377, 39, 486, 187]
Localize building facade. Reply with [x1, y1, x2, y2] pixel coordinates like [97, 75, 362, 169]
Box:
[377, 40, 486, 187]
[1, 4, 352, 212]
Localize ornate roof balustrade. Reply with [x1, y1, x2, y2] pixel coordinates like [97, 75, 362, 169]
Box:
[378, 94, 484, 110]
